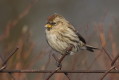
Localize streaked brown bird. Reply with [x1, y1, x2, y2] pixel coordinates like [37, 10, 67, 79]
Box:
[45, 14, 98, 55]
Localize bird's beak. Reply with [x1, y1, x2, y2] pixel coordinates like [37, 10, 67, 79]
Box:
[45, 24, 52, 28]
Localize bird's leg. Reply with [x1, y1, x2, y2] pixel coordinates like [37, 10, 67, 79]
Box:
[58, 45, 74, 68]
[52, 53, 62, 68]
[52, 53, 67, 69]
[52, 45, 73, 68]
[51, 46, 73, 80]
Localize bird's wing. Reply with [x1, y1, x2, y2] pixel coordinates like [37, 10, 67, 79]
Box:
[68, 24, 86, 44]
[76, 32, 86, 44]
[69, 23, 86, 44]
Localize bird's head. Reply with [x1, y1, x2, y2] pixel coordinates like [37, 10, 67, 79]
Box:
[45, 14, 68, 31]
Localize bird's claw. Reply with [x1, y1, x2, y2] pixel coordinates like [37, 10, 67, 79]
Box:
[56, 62, 62, 68]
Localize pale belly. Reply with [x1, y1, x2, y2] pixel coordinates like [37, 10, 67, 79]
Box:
[46, 32, 79, 54]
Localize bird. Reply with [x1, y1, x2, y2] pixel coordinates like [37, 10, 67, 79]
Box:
[45, 14, 98, 55]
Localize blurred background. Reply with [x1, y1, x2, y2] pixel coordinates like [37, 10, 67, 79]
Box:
[0, 0, 119, 80]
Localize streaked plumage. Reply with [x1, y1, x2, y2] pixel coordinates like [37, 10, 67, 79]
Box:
[45, 14, 97, 55]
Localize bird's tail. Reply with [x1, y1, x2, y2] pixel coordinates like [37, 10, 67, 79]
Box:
[86, 45, 98, 52]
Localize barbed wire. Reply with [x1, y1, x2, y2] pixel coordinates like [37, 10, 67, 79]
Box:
[0, 46, 119, 80]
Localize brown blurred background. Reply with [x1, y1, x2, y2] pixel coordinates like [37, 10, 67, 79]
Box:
[0, 0, 119, 80]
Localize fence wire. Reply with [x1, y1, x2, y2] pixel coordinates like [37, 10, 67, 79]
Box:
[0, 47, 119, 80]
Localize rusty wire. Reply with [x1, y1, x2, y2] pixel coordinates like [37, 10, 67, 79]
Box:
[0, 69, 119, 73]
[0, 46, 119, 80]
[100, 52, 119, 80]
[0, 47, 119, 80]
[0, 47, 19, 80]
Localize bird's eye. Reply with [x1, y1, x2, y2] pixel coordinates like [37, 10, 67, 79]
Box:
[47, 22, 56, 25]
[50, 22, 56, 25]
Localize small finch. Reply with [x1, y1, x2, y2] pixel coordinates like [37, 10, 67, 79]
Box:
[45, 14, 98, 55]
